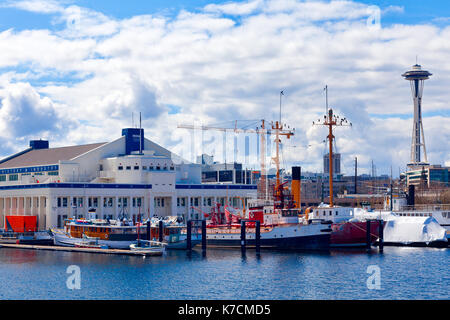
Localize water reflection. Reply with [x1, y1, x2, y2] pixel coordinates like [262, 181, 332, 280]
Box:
[0, 246, 447, 299]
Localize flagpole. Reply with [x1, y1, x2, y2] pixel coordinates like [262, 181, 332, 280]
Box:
[279, 90, 284, 124]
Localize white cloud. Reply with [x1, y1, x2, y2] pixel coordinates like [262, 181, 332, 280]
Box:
[204, 0, 264, 15]
[2, 0, 65, 14]
[0, 0, 449, 176]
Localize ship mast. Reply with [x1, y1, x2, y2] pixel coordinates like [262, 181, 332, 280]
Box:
[313, 108, 351, 207]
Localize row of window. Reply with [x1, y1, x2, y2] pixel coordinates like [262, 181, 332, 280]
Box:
[176, 197, 243, 207]
[315, 210, 342, 216]
[0, 171, 58, 182]
[57, 197, 143, 208]
[1, 197, 46, 209]
[117, 165, 175, 171]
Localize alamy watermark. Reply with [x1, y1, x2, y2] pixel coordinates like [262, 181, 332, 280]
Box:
[366, 5, 381, 30]
[366, 265, 381, 290]
[66, 265, 81, 290]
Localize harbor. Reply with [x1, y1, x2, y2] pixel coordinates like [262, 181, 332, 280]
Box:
[0, 245, 447, 300]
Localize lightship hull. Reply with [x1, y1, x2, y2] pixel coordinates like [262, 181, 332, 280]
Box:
[330, 220, 381, 248]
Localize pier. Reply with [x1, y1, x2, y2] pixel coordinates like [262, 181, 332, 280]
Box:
[0, 243, 161, 256]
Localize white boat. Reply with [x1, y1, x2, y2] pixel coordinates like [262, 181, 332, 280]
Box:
[129, 240, 166, 256]
[74, 235, 109, 249]
[353, 199, 449, 247]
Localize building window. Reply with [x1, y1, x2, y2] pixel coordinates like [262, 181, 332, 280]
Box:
[190, 197, 199, 207]
[132, 197, 142, 207]
[126, 166, 131, 170]
[103, 197, 113, 208]
[154, 197, 165, 208]
[203, 197, 213, 206]
[150, 166, 154, 170]
[142, 166, 147, 170]
[62, 197, 68, 207]
[134, 166, 139, 170]
[170, 166, 174, 171]
[118, 166, 123, 170]
[118, 197, 128, 207]
[177, 197, 186, 207]
[74, 197, 83, 207]
[8, 174, 18, 181]
[48, 171, 58, 176]
[0, 175, 5, 181]
[156, 166, 161, 170]
[88, 197, 98, 208]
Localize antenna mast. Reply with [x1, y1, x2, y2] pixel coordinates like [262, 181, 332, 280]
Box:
[139, 112, 142, 155]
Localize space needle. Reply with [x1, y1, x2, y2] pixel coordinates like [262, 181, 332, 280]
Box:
[402, 64, 432, 169]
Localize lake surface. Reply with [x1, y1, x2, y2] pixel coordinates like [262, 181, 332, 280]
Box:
[0, 246, 448, 300]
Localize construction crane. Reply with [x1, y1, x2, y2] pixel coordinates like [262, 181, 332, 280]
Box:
[177, 120, 271, 195]
[271, 120, 295, 208]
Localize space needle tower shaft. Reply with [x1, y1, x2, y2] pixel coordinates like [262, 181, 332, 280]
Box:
[402, 64, 432, 168]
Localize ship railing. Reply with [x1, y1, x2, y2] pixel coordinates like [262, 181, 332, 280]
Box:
[399, 204, 450, 212]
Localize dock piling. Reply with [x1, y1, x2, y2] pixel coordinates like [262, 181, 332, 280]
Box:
[366, 220, 371, 252]
[186, 220, 192, 251]
[240, 220, 246, 255]
[201, 219, 207, 255]
[158, 220, 164, 242]
[378, 220, 384, 253]
[146, 220, 150, 241]
[255, 221, 261, 255]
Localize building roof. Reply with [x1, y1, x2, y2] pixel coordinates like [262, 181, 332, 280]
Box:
[0, 143, 106, 169]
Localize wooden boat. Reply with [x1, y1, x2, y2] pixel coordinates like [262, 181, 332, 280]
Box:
[53, 216, 200, 250]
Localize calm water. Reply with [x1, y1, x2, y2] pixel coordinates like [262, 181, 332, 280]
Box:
[0, 246, 448, 300]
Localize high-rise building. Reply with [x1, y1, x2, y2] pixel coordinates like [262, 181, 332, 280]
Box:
[323, 153, 341, 177]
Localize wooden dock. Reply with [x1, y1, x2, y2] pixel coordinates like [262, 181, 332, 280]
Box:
[0, 243, 161, 256]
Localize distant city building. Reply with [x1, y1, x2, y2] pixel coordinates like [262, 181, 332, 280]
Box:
[197, 154, 254, 184]
[404, 165, 449, 189]
[323, 153, 341, 177]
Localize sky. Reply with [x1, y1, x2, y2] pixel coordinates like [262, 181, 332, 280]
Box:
[0, 0, 449, 177]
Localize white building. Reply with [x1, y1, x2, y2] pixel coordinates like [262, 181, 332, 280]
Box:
[0, 128, 257, 229]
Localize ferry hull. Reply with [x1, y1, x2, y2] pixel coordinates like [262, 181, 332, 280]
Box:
[207, 234, 330, 250]
[206, 223, 331, 251]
